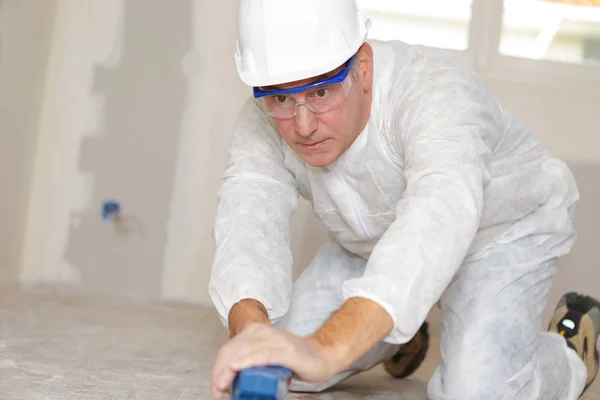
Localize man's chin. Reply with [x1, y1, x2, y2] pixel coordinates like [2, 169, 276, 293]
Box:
[300, 151, 339, 168]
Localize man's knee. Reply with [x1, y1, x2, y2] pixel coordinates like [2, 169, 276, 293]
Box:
[429, 361, 510, 400]
[428, 342, 534, 400]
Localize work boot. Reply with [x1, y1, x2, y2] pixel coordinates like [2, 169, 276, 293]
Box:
[383, 322, 430, 378]
[548, 292, 600, 392]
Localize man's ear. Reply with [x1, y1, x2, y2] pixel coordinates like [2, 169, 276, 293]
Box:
[356, 42, 374, 92]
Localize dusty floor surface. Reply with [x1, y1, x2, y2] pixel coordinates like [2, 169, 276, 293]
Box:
[0, 286, 598, 399]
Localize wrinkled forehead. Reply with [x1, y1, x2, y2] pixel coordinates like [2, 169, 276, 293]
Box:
[261, 62, 348, 91]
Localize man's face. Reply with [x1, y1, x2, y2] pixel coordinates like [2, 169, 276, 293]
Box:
[260, 45, 373, 167]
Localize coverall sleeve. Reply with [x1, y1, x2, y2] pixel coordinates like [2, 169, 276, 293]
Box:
[209, 98, 299, 327]
[342, 54, 504, 344]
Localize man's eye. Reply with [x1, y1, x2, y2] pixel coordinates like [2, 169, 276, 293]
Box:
[274, 95, 287, 103]
[315, 88, 329, 98]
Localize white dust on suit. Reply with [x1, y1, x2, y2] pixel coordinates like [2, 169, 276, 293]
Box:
[209, 40, 587, 399]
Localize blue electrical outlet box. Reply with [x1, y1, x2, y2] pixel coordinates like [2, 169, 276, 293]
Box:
[231, 366, 292, 400]
[101, 200, 121, 221]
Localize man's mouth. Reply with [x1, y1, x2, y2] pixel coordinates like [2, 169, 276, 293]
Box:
[299, 138, 328, 149]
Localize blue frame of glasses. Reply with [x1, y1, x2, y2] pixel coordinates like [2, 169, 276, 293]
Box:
[253, 55, 356, 99]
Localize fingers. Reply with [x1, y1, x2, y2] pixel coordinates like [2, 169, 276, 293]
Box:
[211, 364, 237, 398]
[211, 342, 250, 397]
[211, 324, 285, 398]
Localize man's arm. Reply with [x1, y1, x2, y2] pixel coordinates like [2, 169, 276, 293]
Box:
[336, 57, 502, 346]
[228, 299, 270, 337]
[309, 296, 394, 369]
[209, 99, 299, 330]
[226, 297, 393, 368]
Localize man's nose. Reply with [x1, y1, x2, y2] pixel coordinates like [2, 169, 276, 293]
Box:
[294, 104, 318, 137]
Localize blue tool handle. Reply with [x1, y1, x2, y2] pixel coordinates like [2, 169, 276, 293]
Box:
[231, 365, 292, 400]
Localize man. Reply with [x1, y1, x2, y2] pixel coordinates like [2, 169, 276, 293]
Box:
[208, 1, 600, 399]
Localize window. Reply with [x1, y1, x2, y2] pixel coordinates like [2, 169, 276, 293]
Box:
[357, 0, 600, 86]
[358, 0, 474, 51]
[500, 0, 600, 65]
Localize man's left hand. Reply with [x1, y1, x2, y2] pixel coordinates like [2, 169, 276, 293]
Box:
[210, 323, 339, 398]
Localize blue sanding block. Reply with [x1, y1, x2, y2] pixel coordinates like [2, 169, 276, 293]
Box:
[231, 366, 292, 400]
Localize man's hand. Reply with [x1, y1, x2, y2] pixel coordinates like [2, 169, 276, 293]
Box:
[210, 323, 338, 399]
[211, 297, 395, 399]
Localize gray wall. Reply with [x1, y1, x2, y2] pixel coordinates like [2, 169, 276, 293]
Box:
[0, 1, 56, 284]
[63, 0, 192, 299]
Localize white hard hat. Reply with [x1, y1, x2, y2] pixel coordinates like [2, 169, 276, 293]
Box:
[235, 0, 371, 87]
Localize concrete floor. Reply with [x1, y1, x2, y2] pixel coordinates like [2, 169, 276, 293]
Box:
[0, 287, 598, 399]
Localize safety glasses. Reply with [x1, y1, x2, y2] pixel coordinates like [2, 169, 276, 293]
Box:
[253, 55, 356, 119]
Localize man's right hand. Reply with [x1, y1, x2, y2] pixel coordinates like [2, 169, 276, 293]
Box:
[227, 298, 270, 337]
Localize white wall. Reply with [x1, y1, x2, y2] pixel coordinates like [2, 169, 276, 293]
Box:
[14, 0, 600, 326]
[0, 0, 56, 284]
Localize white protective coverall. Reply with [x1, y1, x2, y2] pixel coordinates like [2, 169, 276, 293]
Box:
[209, 40, 587, 399]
